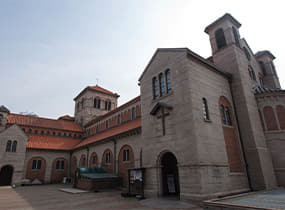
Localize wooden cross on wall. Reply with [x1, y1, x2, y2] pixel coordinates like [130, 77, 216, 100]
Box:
[150, 102, 173, 136]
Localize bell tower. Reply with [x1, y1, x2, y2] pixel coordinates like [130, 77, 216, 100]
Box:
[0, 105, 10, 132]
[205, 13, 277, 191]
[74, 85, 119, 127]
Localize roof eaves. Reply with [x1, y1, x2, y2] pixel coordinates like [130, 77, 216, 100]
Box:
[204, 13, 241, 34]
[186, 49, 231, 79]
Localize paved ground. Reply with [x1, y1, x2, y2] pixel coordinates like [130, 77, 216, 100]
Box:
[0, 184, 201, 210]
[222, 188, 285, 209]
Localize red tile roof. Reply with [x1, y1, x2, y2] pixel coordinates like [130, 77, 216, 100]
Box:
[8, 113, 82, 132]
[74, 85, 119, 100]
[27, 135, 82, 150]
[89, 85, 119, 97]
[58, 115, 74, 121]
[75, 118, 141, 149]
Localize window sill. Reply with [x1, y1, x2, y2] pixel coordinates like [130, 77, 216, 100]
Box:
[203, 119, 212, 123]
[152, 91, 173, 102]
[222, 124, 233, 128]
[123, 160, 130, 163]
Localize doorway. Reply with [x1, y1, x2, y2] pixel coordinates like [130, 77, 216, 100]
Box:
[161, 152, 180, 196]
[0, 165, 13, 186]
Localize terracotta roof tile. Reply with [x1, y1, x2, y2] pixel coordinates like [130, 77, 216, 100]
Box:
[89, 85, 119, 97]
[27, 135, 82, 150]
[75, 118, 141, 149]
[8, 113, 82, 132]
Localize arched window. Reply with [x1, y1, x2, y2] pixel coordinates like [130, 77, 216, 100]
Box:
[232, 27, 240, 47]
[225, 107, 232, 126]
[248, 66, 256, 81]
[96, 125, 99, 133]
[106, 152, 111, 163]
[35, 130, 38, 134]
[131, 107, 136, 120]
[215, 28, 227, 49]
[123, 149, 130, 161]
[105, 101, 108, 110]
[53, 131, 56, 136]
[165, 69, 172, 93]
[12, 141, 17, 152]
[259, 61, 267, 76]
[117, 114, 121, 125]
[220, 105, 226, 124]
[97, 99, 101, 109]
[41, 130, 44, 135]
[94, 98, 97, 108]
[6, 140, 12, 152]
[243, 47, 251, 61]
[108, 101, 111, 110]
[202, 98, 210, 120]
[159, 73, 165, 96]
[47, 131, 50, 135]
[29, 129, 32, 134]
[32, 159, 42, 170]
[152, 77, 159, 99]
[56, 160, 64, 170]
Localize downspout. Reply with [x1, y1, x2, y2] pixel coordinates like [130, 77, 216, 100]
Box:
[69, 151, 72, 178]
[113, 139, 118, 175]
[228, 77, 253, 191]
[86, 147, 89, 167]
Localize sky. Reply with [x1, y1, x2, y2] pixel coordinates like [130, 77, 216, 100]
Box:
[1, 0, 285, 119]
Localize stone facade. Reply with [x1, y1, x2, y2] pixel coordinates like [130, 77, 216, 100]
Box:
[0, 13, 285, 202]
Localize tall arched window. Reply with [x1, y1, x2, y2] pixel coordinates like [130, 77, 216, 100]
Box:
[105, 101, 108, 110]
[97, 99, 101, 109]
[225, 108, 232, 126]
[108, 101, 111, 110]
[12, 141, 17, 152]
[165, 69, 172, 93]
[202, 98, 210, 120]
[232, 27, 240, 47]
[243, 47, 251, 61]
[159, 73, 165, 96]
[215, 28, 227, 49]
[106, 120, 109, 129]
[259, 61, 267, 76]
[152, 77, 159, 99]
[220, 105, 226, 124]
[6, 140, 12, 152]
[94, 98, 97, 108]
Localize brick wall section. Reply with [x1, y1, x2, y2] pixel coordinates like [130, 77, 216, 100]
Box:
[50, 158, 68, 183]
[26, 157, 46, 182]
[101, 149, 113, 173]
[263, 106, 278, 131]
[89, 152, 98, 167]
[118, 145, 134, 186]
[219, 96, 243, 173]
[276, 105, 285, 130]
[71, 156, 77, 177]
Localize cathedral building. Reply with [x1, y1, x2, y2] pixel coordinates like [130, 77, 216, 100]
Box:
[1, 13, 285, 201]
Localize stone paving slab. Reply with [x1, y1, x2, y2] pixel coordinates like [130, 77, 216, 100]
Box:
[58, 188, 89, 194]
[0, 184, 202, 210]
[204, 188, 285, 210]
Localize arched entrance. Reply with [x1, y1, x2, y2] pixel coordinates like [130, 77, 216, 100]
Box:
[0, 165, 13, 186]
[161, 152, 180, 196]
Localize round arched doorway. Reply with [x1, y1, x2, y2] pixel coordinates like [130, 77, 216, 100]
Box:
[161, 152, 180, 196]
[0, 165, 14, 186]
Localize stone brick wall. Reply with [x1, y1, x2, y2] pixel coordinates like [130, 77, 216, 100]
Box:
[0, 125, 28, 186]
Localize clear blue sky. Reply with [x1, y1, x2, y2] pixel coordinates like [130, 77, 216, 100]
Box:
[1, 0, 284, 118]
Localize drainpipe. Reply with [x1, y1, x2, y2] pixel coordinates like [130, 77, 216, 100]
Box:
[86, 147, 89, 167]
[228, 78, 253, 191]
[113, 139, 118, 175]
[69, 151, 72, 178]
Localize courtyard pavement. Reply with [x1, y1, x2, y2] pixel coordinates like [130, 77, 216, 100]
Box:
[0, 184, 202, 210]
